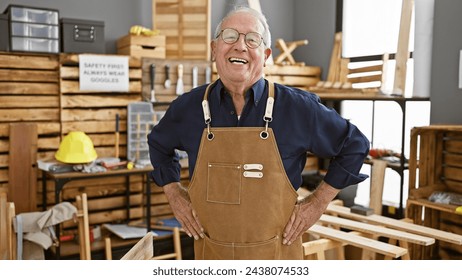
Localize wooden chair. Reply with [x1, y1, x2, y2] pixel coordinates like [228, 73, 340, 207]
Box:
[75, 193, 113, 260]
[75, 193, 91, 260]
[121, 227, 182, 260]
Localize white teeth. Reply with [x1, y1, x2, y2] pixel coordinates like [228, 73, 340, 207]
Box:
[229, 57, 248, 64]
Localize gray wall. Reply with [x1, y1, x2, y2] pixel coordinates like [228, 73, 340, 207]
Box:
[293, 0, 335, 81]
[430, 0, 462, 124]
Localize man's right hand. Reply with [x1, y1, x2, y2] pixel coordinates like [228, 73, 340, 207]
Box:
[163, 182, 204, 240]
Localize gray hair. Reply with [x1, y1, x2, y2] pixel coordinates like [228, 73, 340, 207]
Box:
[214, 6, 272, 48]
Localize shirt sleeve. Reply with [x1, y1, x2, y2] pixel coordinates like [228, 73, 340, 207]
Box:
[306, 94, 370, 189]
[147, 103, 182, 187]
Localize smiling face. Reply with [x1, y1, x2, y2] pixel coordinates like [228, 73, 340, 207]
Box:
[211, 11, 272, 92]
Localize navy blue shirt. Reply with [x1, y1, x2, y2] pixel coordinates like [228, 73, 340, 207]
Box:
[148, 78, 370, 190]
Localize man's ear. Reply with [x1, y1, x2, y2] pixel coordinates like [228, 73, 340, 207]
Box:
[264, 48, 272, 64]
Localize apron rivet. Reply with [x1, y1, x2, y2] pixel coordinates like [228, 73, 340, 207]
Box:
[260, 131, 269, 139]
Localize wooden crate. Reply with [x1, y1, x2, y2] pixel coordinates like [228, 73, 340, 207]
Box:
[142, 57, 212, 103]
[59, 53, 143, 159]
[152, 0, 211, 60]
[117, 34, 166, 59]
[211, 63, 322, 91]
[406, 125, 462, 259]
[264, 64, 321, 90]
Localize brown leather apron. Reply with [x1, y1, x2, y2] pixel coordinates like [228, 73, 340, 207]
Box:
[188, 80, 303, 260]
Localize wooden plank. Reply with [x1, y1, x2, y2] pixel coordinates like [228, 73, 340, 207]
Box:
[60, 80, 141, 94]
[86, 194, 143, 211]
[393, 0, 414, 95]
[308, 224, 407, 258]
[446, 139, 462, 154]
[0, 96, 59, 108]
[0, 155, 8, 168]
[0, 192, 8, 260]
[0, 123, 60, 138]
[117, 46, 166, 59]
[8, 123, 38, 214]
[264, 75, 319, 86]
[0, 82, 59, 94]
[264, 65, 321, 76]
[61, 121, 127, 134]
[326, 32, 342, 82]
[0, 170, 7, 183]
[0, 140, 7, 153]
[0, 109, 60, 122]
[0, 53, 59, 70]
[121, 232, 154, 260]
[319, 214, 434, 246]
[327, 204, 462, 245]
[302, 238, 345, 259]
[444, 166, 462, 182]
[61, 95, 141, 108]
[369, 159, 387, 215]
[37, 136, 60, 150]
[61, 108, 127, 122]
[0, 69, 58, 82]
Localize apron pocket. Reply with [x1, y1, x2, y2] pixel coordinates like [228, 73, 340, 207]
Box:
[207, 163, 241, 204]
[202, 235, 279, 260]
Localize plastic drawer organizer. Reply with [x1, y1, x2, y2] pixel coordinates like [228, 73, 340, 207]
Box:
[127, 102, 165, 165]
[6, 5, 60, 53]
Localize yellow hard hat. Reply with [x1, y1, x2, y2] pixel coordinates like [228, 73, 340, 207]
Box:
[55, 131, 98, 164]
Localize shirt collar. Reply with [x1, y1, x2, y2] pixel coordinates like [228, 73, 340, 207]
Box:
[212, 78, 266, 107]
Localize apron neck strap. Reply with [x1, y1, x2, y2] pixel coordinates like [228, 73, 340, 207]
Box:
[201, 79, 275, 126]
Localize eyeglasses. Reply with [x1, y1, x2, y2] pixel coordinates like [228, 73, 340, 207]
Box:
[216, 28, 265, 49]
